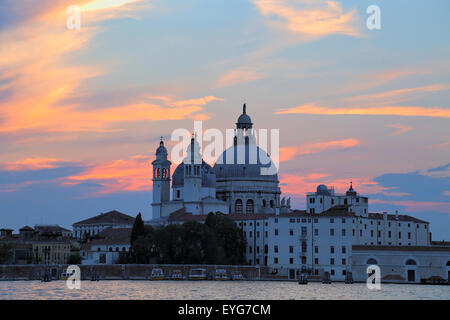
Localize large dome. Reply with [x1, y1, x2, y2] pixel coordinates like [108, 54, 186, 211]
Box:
[172, 161, 217, 188]
[213, 144, 278, 182]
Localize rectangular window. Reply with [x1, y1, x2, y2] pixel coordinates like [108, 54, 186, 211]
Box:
[290, 229, 294, 236]
[342, 229, 346, 236]
[289, 258, 293, 264]
[342, 258, 346, 265]
[289, 246, 294, 253]
[330, 258, 335, 265]
[330, 246, 334, 254]
[330, 229, 334, 236]
[342, 246, 346, 254]
[274, 245, 278, 253]
[302, 241, 307, 253]
[314, 246, 318, 254]
[274, 229, 278, 236]
[315, 258, 319, 265]
[314, 229, 319, 236]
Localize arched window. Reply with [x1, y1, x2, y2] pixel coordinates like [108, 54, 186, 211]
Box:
[246, 199, 254, 214]
[366, 258, 378, 265]
[405, 259, 417, 265]
[235, 199, 243, 214]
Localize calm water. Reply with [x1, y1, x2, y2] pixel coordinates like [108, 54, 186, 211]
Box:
[0, 281, 449, 300]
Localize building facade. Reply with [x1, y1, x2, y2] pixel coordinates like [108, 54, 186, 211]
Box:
[73, 210, 135, 239]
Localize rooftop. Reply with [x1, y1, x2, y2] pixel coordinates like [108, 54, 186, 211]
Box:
[90, 228, 132, 245]
[73, 210, 135, 226]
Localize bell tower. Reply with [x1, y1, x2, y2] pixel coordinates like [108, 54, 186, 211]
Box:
[151, 137, 171, 219]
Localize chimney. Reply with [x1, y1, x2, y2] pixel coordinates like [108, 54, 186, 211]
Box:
[395, 210, 399, 220]
[383, 212, 387, 221]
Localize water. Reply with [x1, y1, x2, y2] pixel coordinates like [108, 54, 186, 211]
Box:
[0, 281, 448, 300]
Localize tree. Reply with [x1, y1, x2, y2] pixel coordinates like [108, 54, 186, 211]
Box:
[130, 212, 146, 246]
[67, 253, 82, 264]
[0, 243, 13, 264]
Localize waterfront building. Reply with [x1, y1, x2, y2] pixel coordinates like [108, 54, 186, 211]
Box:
[80, 228, 131, 265]
[0, 225, 72, 264]
[72, 210, 135, 239]
[352, 245, 450, 283]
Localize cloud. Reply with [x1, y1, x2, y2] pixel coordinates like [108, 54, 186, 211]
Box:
[343, 84, 450, 106]
[385, 124, 412, 136]
[1, 158, 72, 171]
[275, 103, 450, 118]
[0, 0, 216, 138]
[214, 68, 264, 88]
[370, 199, 450, 214]
[64, 155, 155, 194]
[279, 173, 385, 198]
[252, 0, 360, 39]
[280, 138, 360, 162]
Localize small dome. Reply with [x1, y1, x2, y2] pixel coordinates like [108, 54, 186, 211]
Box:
[317, 184, 331, 195]
[236, 104, 253, 129]
[172, 161, 216, 188]
[156, 140, 167, 156]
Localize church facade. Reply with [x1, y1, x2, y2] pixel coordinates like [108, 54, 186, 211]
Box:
[151, 104, 288, 219]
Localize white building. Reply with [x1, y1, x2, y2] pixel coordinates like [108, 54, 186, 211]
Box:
[81, 228, 131, 265]
[148, 103, 448, 282]
[73, 210, 135, 239]
[151, 137, 229, 218]
[352, 245, 450, 283]
[307, 183, 368, 216]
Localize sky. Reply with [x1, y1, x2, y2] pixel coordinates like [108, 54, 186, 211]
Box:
[0, 0, 449, 240]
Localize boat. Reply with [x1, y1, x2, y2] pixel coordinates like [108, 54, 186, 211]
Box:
[188, 268, 207, 280]
[150, 268, 164, 280]
[215, 269, 229, 281]
[231, 272, 245, 281]
[298, 273, 308, 285]
[171, 270, 185, 280]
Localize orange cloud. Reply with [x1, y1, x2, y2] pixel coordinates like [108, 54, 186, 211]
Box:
[64, 155, 154, 194]
[1, 0, 218, 137]
[280, 138, 360, 162]
[385, 124, 412, 136]
[214, 68, 264, 88]
[344, 84, 450, 106]
[280, 173, 385, 197]
[276, 103, 450, 118]
[370, 199, 450, 214]
[1, 158, 70, 171]
[252, 0, 360, 39]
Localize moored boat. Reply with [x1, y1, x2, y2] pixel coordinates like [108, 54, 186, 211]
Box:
[188, 268, 207, 280]
[171, 270, 185, 280]
[215, 269, 229, 281]
[150, 268, 164, 280]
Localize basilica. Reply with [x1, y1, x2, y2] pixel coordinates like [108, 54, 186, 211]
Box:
[151, 104, 290, 220]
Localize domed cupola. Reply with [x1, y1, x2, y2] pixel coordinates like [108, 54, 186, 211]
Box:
[236, 103, 253, 130]
[346, 181, 357, 196]
[152, 138, 171, 166]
